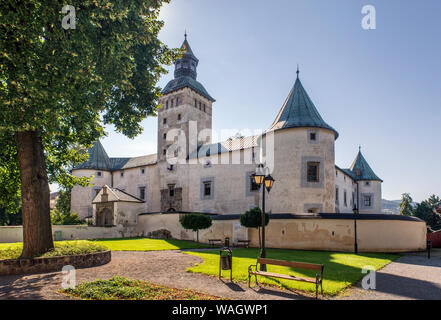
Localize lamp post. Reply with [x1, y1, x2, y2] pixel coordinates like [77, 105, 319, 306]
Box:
[252, 164, 275, 271]
[352, 205, 358, 254]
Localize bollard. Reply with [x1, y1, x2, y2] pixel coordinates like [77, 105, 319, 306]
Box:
[427, 240, 431, 259]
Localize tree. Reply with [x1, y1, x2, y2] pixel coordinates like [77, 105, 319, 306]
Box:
[399, 193, 413, 216]
[179, 214, 213, 243]
[0, 1, 178, 257]
[413, 195, 441, 230]
[50, 187, 82, 225]
[240, 207, 270, 250]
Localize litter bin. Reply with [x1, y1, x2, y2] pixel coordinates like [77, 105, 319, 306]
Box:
[219, 247, 232, 281]
[54, 231, 62, 241]
[224, 237, 230, 248]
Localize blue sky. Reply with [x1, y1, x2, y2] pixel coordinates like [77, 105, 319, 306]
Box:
[97, 0, 441, 202]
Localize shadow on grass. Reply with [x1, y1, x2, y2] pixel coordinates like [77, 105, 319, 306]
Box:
[184, 248, 400, 296]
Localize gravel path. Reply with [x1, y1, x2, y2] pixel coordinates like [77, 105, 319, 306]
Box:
[0, 251, 312, 300]
[0, 250, 440, 300]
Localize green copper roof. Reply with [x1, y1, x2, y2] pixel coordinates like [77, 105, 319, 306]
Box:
[74, 141, 157, 171]
[345, 150, 382, 182]
[162, 35, 215, 102]
[162, 76, 215, 101]
[181, 38, 198, 62]
[75, 141, 111, 171]
[268, 76, 338, 139]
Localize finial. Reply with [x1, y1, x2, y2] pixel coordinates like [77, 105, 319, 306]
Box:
[184, 30, 187, 40]
[296, 64, 300, 78]
[359, 145, 361, 152]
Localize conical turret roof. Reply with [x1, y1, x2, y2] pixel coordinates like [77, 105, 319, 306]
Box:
[346, 150, 382, 182]
[74, 140, 111, 171]
[268, 76, 338, 139]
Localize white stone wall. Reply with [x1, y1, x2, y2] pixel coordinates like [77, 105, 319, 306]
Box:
[263, 127, 336, 214]
[0, 225, 139, 243]
[71, 169, 112, 219]
[357, 180, 382, 213]
[335, 167, 356, 213]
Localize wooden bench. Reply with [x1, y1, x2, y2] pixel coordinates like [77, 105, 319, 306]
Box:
[236, 240, 251, 248]
[248, 258, 324, 299]
[208, 239, 223, 247]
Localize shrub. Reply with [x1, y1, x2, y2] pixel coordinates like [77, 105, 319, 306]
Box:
[240, 207, 270, 249]
[179, 214, 212, 243]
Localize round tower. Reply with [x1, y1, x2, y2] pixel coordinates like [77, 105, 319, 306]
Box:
[262, 71, 338, 214]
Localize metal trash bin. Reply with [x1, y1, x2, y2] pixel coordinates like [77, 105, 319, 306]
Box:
[219, 247, 233, 281]
[54, 231, 62, 241]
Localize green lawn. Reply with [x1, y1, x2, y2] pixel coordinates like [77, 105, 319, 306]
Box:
[184, 248, 399, 296]
[0, 237, 209, 255]
[0, 240, 108, 259]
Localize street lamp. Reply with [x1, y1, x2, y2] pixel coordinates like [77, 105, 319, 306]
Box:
[251, 164, 275, 271]
[352, 204, 358, 254]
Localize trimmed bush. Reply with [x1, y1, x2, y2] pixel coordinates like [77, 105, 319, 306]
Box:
[179, 214, 212, 243]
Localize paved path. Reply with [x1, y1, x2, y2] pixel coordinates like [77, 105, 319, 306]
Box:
[334, 250, 441, 300]
[0, 250, 440, 300]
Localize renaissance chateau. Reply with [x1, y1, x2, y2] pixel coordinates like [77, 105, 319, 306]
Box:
[71, 35, 383, 228]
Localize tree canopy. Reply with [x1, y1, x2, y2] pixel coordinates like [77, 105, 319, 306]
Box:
[179, 214, 213, 243]
[0, 0, 179, 257]
[240, 207, 270, 229]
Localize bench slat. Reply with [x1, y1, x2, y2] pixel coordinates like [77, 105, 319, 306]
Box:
[249, 271, 316, 283]
[257, 258, 323, 271]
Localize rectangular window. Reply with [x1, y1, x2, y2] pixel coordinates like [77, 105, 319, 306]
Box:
[163, 118, 167, 125]
[310, 132, 316, 141]
[194, 99, 197, 108]
[168, 184, 175, 197]
[335, 187, 339, 202]
[199, 102, 201, 110]
[120, 172, 124, 177]
[203, 104, 206, 112]
[203, 181, 212, 197]
[139, 187, 146, 200]
[96, 171, 102, 177]
[171, 99, 174, 107]
[306, 162, 320, 182]
[178, 114, 181, 121]
[176, 97, 179, 106]
[141, 168, 145, 174]
[364, 195, 372, 207]
[166, 101, 169, 109]
[344, 191, 347, 207]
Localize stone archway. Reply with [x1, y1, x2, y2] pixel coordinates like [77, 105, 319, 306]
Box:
[96, 207, 113, 226]
[102, 208, 113, 226]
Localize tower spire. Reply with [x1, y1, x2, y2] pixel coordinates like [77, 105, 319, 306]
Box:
[184, 29, 187, 40]
[296, 64, 300, 78]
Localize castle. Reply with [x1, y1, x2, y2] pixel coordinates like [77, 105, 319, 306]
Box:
[71, 35, 383, 228]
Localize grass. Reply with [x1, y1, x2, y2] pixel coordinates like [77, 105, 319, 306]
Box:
[0, 240, 108, 260]
[0, 237, 209, 258]
[89, 237, 210, 251]
[63, 276, 221, 300]
[184, 248, 399, 296]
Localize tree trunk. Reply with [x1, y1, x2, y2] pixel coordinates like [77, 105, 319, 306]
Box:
[16, 131, 54, 258]
[196, 230, 199, 244]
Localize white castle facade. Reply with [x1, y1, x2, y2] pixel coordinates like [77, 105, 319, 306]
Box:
[71, 36, 383, 228]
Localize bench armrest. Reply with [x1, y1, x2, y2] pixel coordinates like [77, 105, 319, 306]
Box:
[248, 263, 258, 274]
